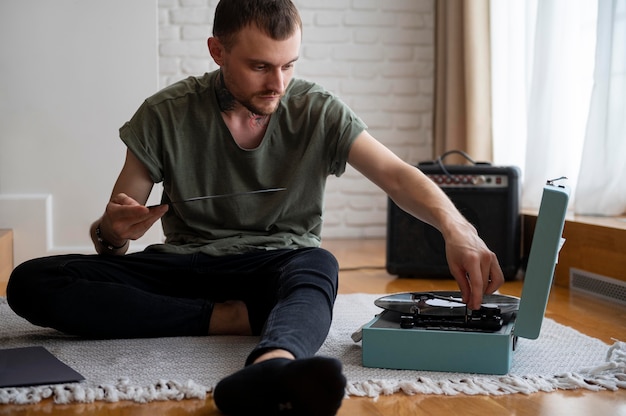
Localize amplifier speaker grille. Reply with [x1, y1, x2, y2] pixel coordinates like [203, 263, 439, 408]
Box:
[386, 165, 521, 280]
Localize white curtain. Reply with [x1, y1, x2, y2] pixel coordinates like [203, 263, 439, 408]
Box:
[490, 0, 602, 210]
[575, 0, 626, 216]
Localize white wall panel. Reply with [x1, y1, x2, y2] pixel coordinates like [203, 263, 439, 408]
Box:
[0, 0, 162, 263]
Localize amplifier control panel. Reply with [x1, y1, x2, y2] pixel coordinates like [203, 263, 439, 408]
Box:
[427, 174, 510, 188]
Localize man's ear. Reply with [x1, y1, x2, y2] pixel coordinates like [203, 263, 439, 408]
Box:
[208, 37, 224, 66]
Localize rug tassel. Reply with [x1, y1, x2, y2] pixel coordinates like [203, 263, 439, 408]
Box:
[344, 341, 626, 399]
[0, 378, 208, 405]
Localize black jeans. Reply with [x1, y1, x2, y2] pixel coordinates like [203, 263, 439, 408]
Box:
[6, 247, 339, 365]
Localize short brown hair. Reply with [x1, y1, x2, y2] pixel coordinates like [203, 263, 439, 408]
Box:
[213, 0, 302, 51]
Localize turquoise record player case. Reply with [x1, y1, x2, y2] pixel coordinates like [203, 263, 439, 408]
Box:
[361, 183, 570, 375]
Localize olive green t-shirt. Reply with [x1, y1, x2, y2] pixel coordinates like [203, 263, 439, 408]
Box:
[119, 70, 367, 256]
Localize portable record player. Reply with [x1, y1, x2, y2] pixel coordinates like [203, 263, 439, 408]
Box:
[360, 182, 570, 374]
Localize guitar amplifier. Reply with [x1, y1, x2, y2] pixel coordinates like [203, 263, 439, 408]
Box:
[386, 162, 521, 280]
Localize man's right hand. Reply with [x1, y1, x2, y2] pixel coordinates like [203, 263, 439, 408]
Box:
[91, 149, 165, 254]
[94, 193, 168, 253]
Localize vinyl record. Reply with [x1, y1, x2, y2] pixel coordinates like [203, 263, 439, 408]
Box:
[374, 291, 520, 317]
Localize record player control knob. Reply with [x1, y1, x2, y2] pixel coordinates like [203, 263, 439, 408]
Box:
[400, 315, 415, 329]
[469, 307, 503, 330]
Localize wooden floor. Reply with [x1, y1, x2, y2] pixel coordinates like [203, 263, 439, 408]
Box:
[2, 239, 626, 416]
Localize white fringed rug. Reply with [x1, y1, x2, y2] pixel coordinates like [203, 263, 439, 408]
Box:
[0, 294, 624, 405]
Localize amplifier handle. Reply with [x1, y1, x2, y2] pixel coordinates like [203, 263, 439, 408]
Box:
[437, 149, 491, 166]
[417, 150, 492, 182]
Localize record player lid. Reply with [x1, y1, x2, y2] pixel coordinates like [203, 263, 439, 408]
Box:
[514, 183, 569, 339]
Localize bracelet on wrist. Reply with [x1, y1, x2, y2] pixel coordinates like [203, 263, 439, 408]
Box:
[95, 224, 128, 251]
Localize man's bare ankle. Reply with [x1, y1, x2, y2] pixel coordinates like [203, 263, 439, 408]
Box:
[253, 349, 295, 364]
[209, 300, 252, 335]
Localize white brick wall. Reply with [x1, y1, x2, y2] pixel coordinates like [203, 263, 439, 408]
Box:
[158, 0, 435, 239]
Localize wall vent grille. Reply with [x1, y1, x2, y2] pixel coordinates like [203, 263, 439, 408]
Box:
[569, 268, 626, 307]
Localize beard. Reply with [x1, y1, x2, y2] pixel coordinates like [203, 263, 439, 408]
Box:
[238, 92, 282, 116]
[217, 70, 283, 116]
